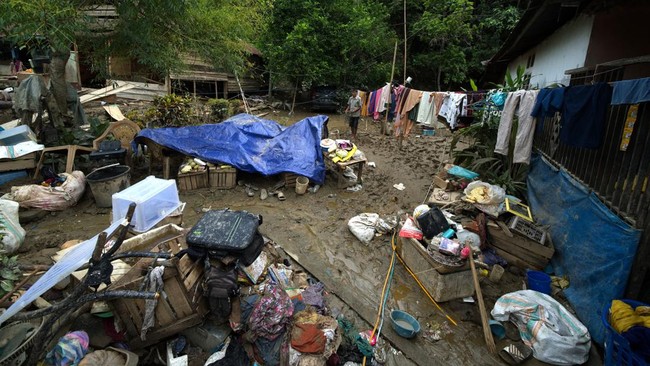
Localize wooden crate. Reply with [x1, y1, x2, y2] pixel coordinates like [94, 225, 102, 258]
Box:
[177, 169, 208, 191]
[0, 153, 36, 172]
[487, 224, 554, 270]
[283, 172, 298, 188]
[109, 230, 208, 349]
[208, 167, 236, 189]
[396, 237, 474, 302]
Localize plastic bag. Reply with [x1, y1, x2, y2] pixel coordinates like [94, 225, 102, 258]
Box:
[5, 171, 86, 211]
[463, 181, 506, 205]
[492, 290, 591, 365]
[0, 199, 25, 253]
[348, 213, 380, 243]
[399, 217, 423, 240]
[446, 165, 479, 180]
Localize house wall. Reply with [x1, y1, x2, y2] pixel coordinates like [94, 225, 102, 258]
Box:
[585, 2, 650, 80]
[507, 15, 594, 88]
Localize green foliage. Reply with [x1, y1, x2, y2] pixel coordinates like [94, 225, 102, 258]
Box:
[0, 0, 264, 79]
[206, 98, 236, 121]
[450, 67, 530, 197]
[0, 254, 21, 298]
[263, 0, 397, 88]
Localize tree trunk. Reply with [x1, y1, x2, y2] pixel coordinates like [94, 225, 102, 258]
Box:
[49, 48, 71, 127]
[436, 67, 442, 92]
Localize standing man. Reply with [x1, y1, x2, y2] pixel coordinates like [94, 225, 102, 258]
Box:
[345, 89, 362, 140]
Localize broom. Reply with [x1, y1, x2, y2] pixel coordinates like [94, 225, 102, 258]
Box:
[468, 245, 497, 355]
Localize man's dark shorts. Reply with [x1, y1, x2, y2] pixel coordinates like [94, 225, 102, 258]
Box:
[349, 116, 360, 129]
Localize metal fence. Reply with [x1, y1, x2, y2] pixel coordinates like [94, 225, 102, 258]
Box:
[533, 68, 649, 301]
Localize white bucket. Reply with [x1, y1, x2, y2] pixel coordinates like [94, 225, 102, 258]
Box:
[295, 176, 309, 195]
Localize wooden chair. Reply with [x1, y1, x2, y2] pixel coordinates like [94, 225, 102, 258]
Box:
[92, 119, 141, 167]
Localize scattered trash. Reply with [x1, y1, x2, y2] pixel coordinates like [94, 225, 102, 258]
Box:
[392, 183, 405, 191]
[368, 162, 376, 168]
[346, 184, 362, 192]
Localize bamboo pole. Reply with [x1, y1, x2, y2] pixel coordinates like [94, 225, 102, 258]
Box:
[382, 40, 399, 136]
[403, 0, 407, 84]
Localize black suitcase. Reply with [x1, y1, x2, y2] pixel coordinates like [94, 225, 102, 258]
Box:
[416, 206, 450, 239]
[186, 209, 264, 266]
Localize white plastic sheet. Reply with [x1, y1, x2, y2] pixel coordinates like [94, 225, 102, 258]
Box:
[0, 220, 125, 326]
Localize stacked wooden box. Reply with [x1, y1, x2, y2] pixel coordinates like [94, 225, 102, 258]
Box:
[109, 227, 208, 349]
[487, 220, 554, 270]
[177, 170, 209, 191]
[208, 166, 236, 189]
[396, 237, 474, 302]
[283, 172, 299, 188]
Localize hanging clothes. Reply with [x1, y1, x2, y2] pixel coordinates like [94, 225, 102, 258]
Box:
[397, 88, 411, 117]
[373, 87, 383, 120]
[531, 87, 565, 133]
[358, 91, 369, 117]
[401, 89, 423, 116]
[416, 92, 436, 125]
[438, 92, 467, 130]
[494, 89, 539, 164]
[560, 83, 612, 149]
[531, 88, 565, 120]
[433, 92, 446, 116]
[611, 77, 650, 105]
[367, 91, 377, 116]
[377, 84, 390, 113]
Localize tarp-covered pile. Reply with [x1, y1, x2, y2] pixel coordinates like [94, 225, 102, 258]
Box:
[136, 113, 328, 184]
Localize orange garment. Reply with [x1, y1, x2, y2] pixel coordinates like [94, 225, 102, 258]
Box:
[359, 91, 369, 117]
[433, 92, 446, 116]
[401, 90, 423, 117]
[291, 323, 326, 354]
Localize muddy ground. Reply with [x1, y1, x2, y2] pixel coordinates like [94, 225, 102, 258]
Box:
[2, 105, 602, 365]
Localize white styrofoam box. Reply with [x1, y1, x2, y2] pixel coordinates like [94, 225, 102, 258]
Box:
[112, 176, 181, 232]
[0, 125, 37, 146]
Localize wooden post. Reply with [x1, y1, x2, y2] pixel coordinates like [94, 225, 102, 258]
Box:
[290, 81, 298, 116]
[235, 72, 250, 114]
[383, 41, 398, 136]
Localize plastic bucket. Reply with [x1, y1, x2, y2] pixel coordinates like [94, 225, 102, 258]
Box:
[295, 176, 309, 195]
[86, 165, 131, 208]
[390, 310, 421, 339]
[526, 270, 552, 294]
[488, 319, 506, 340]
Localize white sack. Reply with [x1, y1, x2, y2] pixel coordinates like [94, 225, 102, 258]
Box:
[348, 213, 380, 243]
[491, 290, 591, 365]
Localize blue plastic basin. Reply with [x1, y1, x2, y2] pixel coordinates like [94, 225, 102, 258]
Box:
[390, 310, 421, 339]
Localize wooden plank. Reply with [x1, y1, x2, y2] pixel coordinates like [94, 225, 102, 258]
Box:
[492, 247, 544, 270]
[490, 240, 548, 268]
[488, 226, 554, 259]
[165, 277, 193, 318]
[129, 313, 204, 349]
[103, 104, 126, 121]
[155, 293, 177, 326]
[182, 261, 203, 291]
[0, 155, 36, 171]
[79, 82, 136, 104]
[113, 301, 139, 337]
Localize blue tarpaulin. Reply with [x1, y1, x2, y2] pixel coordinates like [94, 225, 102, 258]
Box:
[136, 113, 327, 184]
[527, 153, 641, 345]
